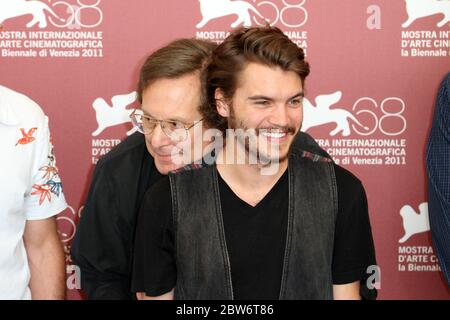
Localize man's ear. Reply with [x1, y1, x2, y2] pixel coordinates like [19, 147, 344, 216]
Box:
[215, 89, 230, 118]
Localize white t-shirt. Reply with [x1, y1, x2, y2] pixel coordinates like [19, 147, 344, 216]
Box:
[0, 85, 67, 300]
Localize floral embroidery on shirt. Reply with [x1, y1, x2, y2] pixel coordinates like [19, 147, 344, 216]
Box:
[31, 179, 64, 205]
[31, 184, 53, 205]
[47, 180, 63, 197]
[39, 165, 59, 180]
[32, 135, 64, 205]
[15, 128, 38, 146]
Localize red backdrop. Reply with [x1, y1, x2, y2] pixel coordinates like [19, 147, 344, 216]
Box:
[1, 0, 449, 299]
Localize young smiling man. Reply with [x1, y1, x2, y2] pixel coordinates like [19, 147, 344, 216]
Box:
[133, 27, 377, 300]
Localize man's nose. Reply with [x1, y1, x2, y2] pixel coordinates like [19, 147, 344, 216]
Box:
[150, 123, 172, 148]
[268, 105, 289, 127]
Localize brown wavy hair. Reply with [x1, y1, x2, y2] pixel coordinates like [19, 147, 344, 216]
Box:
[137, 39, 217, 105]
[202, 26, 310, 133]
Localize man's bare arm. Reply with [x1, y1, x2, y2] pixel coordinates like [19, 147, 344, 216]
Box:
[333, 281, 361, 300]
[24, 217, 66, 300]
[136, 288, 174, 300]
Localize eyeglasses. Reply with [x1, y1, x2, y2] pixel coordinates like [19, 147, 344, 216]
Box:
[130, 109, 203, 142]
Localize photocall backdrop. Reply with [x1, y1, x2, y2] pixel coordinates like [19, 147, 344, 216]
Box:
[0, 0, 449, 300]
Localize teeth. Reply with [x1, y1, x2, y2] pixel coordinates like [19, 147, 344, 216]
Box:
[261, 131, 286, 138]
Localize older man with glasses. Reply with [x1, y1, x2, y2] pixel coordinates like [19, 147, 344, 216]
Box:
[71, 39, 216, 300]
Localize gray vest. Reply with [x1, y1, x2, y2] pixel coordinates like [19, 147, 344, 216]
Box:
[169, 149, 337, 300]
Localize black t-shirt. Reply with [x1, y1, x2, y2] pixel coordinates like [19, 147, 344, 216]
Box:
[132, 164, 377, 299]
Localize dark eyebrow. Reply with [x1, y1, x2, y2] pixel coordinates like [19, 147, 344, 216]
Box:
[288, 92, 305, 100]
[247, 95, 274, 101]
[247, 91, 304, 101]
[141, 110, 188, 123]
